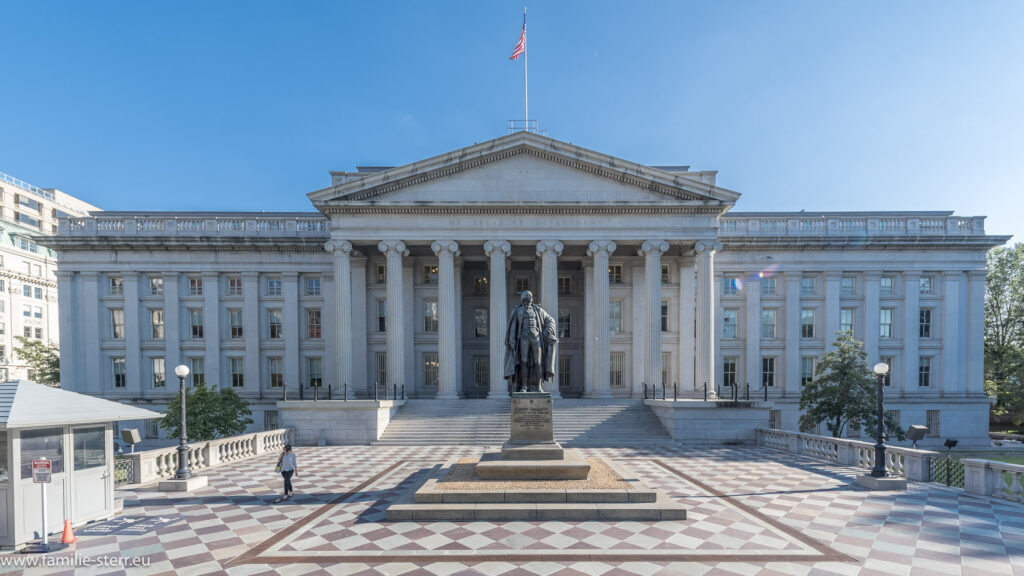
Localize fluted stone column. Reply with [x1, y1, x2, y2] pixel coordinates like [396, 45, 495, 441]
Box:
[325, 240, 354, 392]
[484, 240, 511, 398]
[379, 241, 408, 393]
[678, 258, 696, 393]
[537, 240, 563, 398]
[432, 240, 460, 399]
[588, 241, 616, 398]
[694, 240, 722, 398]
[639, 240, 669, 391]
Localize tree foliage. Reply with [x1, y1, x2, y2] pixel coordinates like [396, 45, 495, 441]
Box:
[160, 382, 254, 441]
[799, 331, 906, 441]
[985, 244, 1024, 426]
[14, 337, 60, 386]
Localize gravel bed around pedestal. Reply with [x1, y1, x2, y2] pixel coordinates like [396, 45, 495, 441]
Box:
[436, 457, 631, 490]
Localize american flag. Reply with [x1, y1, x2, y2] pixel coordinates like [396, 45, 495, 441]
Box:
[509, 16, 525, 60]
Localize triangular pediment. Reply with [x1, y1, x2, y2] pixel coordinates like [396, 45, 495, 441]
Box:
[309, 132, 739, 208]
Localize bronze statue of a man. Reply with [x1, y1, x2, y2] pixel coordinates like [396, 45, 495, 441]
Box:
[504, 290, 558, 393]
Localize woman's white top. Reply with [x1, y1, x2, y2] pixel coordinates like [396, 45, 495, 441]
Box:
[281, 452, 297, 472]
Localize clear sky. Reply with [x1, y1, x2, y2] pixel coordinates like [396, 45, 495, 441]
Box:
[1, 1, 1020, 243]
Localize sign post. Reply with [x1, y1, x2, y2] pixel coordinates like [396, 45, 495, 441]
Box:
[31, 458, 52, 552]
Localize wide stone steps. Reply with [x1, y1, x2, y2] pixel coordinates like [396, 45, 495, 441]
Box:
[372, 398, 674, 446]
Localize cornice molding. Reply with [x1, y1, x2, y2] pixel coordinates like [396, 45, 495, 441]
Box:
[320, 204, 724, 217]
[45, 238, 329, 254]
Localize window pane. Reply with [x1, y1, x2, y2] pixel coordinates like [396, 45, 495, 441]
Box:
[73, 426, 106, 470]
[0, 431, 7, 481]
[474, 308, 488, 337]
[20, 427, 64, 478]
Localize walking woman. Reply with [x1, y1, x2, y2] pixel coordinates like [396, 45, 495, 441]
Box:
[275, 444, 298, 503]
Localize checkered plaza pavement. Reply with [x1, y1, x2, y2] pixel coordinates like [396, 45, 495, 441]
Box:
[3, 444, 1024, 575]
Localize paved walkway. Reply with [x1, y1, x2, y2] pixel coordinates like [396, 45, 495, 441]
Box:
[3, 444, 1024, 575]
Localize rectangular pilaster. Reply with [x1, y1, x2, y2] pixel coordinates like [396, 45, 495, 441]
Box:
[903, 272, 921, 395]
[864, 272, 881, 365]
[943, 272, 962, 394]
[123, 273, 141, 396]
[56, 271, 76, 391]
[283, 272, 299, 391]
[243, 273, 260, 397]
[784, 272, 801, 396]
[745, 277, 761, 390]
[824, 272, 841, 349]
[82, 272, 101, 394]
[163, 274, 181, 389]
[203, 272, 221, 388]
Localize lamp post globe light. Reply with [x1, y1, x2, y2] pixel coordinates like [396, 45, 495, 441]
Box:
[174, 364, 192, 480]
[870, 362, 890, 478]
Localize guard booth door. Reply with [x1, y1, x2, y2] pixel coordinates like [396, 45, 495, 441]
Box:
[71, 426, 111, 522]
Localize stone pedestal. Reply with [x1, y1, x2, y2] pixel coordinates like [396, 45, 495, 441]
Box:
[158, 475, 209, 492]
[854, 474, 907, 491]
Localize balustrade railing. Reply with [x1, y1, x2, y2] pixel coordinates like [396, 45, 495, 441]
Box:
[58, 215, 330, 238]
[123, 429, 291, 486]
[721, 214, 986, 237]
[756, 428, 934, 481]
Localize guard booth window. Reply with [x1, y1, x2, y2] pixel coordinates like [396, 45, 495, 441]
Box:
[74, 426, 106, 470]
[0, 430, 7, 481]
[20, 427, 64, 478]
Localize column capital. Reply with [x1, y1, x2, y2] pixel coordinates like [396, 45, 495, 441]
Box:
[324, 239, 354, 254]
[694, 240, 722, 253]
[864, 271, 883, 280]
[968, 270, 987, 280]
[536, 240, 564, 257]
[242, 271, 260, 281]
[483, 240, 511, 258]
[378, 240, 409, 257]
[638, 240, 669, 257]
[587, 240, 617, 257]
[431, 240, 460, 257]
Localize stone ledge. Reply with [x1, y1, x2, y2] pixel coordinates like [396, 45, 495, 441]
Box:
[158, 475, 209, 492]
[854, 474, 908, 491]
[476, 449, 591, 480]
[386, 496, 686, 522]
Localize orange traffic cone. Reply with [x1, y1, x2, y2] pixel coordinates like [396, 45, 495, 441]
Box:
[61, 520, 78, 544]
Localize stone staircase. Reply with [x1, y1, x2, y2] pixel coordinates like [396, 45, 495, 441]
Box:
[372, 398, 673, 446]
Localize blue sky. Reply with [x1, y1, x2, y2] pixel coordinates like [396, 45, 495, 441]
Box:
[1, 1, 1020, 243]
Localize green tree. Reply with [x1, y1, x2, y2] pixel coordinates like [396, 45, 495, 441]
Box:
[985, 244, 1024, 427]
[160, 382, 253, 441]
[13, 337, 60, 386]
[799, 331, 906, 441]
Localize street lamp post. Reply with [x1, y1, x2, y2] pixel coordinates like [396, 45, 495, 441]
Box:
[174, 364, 192, 480]
[870, 362, 890, 478]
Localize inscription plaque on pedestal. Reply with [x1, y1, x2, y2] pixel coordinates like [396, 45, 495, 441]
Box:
[509, 392, 554, 444]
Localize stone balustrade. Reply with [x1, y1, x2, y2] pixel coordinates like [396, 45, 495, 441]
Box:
[125, 429, 291, 485]
[720, 213, 987, 237]
[962, 459, 1024, 502]
[59, 214, 329, 237]
[756, 428, 934, 481]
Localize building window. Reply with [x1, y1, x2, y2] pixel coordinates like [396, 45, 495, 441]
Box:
[474, 276, 488, 295]
[840, 308, 855, 333]
[558, 276, 571, 295]
[515, 277, 530, 294]
[229, 309, 243, 339]
[151, 309, 164, 339]
[920, 276, 935, 295]
[662, 351, 672, 387]
[307, 308, 322, 339]
[609, 265, 623, 284]
[609, 301, 622, 333]
[881, 356, 894, 387]
[474, 308, 488, 337]
[150, 276, 163, 296]
[188, 276, 203, 296]
[264, 410, 279, 431]
[227, 276, 243, 296]
[424, 352, 439, 387]
[267, 277, 282, 296]
[422, 266, 438, 285]
[423, 301, 438, 333]
[0, 323, 5, 336]
[268, 309, 282, 339]
[224, 357, 240, 388]
[474, 357, 489, 389]
[801, 276, 816, 296]
[661, 265, 670, 284]
[801, 309, 815, 338]
[559, 356, 571, 389]
[23, 285, 31, 298]
[723, 275, 739, 295]
[33, 306, 41, 319]
[723, 357, 738, 388]
[376, 265, 386, 284]
[919, 357, 931, 387]
[762, 357, 776, 387]
[152, 357, 165, 388]
[112, 357, 126, 388]
[801, 356, 815, 386]
[723, 309, 737, 339]
[18, 237, 37, 252]
[111, 309, 125, 339]
[880, 276, 894, 295]
[840, 276, 856, 296]
[33, 327, 41, 339]
[268, 357, 282, 388]
[919, 308, 933, 338]
[305, 276, 321, 296]
[769, 410, 782, 430]
[33, 287, 42, 299]
[880, 308, 894, 338]
[19, 428, 64, 478]
[761, 308, 776, 339]
[926, 410, 940, 437]
[23, 327, 31, 338]
[0, 279, 4, 292]
[558, 308, 571, 338]
[886, 409, 901, 428]
[610, 352, 625, 388]
[375, 351, 387, 387]
[377, 300, 386, 332]
[661, 300, 669, 332]
[190, 357, 205, 387]
[189, 309, 204, 339]
[145, 420, 159, 439]
[307, 357, 322, 387]
[848, 424, 861, 438]
[109, 277, 123, 296]
[760, 276, 776, 296]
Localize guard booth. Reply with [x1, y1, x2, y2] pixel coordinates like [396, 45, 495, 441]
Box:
[0, 380, 161, 549]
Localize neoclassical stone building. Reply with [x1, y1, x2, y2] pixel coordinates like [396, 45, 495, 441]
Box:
[48, 132, 1007, 444]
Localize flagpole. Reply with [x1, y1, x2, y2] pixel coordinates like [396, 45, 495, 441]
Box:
[523, 6, 528, 128]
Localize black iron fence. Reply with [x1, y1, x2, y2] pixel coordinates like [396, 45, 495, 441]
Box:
[931, 456, 965, 488]
[114, 457, 134, 486]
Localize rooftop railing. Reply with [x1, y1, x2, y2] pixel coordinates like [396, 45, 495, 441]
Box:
[0, 171, 56, 201]
[720, 215, 986, 237]
[58, 215, 330, 237]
